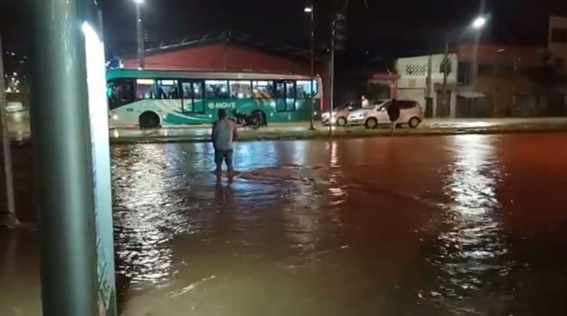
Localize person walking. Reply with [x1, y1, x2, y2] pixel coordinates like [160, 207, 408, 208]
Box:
[387, 98, 401, 136]
[211, 108, 238, 182]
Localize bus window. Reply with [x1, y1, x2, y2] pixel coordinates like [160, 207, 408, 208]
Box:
[136, 79, 157, 99]
[286, 81, 296, 111]
[296, 80, 318, 99]
[156, 79, 179, 99]
[205, 80, 229, 99]
[107, 79, 134, 109]
[181, 80, 205, 113]
[252, 80, 274, 99]
[229, 81, 252, 99]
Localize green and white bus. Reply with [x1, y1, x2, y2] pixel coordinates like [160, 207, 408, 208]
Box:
[106, 69, 322, 128]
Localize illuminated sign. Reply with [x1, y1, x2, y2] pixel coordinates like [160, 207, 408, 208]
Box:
[82, 21, 117, 316]
[207, 102, 235, 109]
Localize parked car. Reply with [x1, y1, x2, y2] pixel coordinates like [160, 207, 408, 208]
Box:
[321, 101, 362, 126]
[363, 99, 424, 129]
[346, 99, 389, 126]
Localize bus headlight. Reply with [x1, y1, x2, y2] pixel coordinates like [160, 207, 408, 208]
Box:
[112, 114, 118, 120]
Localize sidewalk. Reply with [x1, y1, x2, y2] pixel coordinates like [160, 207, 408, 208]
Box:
[109, 118, 567, 144]
[6, 116, 567, 145]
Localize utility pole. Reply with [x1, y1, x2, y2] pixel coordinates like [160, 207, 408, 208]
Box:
[136, 1, 145, 68]
[441, 40, 450, 117]
[329, 9, 346, 135]
[309, 7, 316, 131]
[0, 38, 17, 226]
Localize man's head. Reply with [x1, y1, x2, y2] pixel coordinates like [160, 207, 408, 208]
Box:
[218, 108, 227, 119]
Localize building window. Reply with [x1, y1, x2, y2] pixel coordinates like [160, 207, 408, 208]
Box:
[457, 62, 472, 86]
[252, 81, 274, 99]
[551, 28, 567, 44]
[205, 80, 229, 99]
[135, 79, 157, 99]
[156, 79, 179, 99]
[438, 59, 452, 74]
[229, 80, 252, 99]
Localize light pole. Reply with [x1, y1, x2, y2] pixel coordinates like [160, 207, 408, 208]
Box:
[304, 5, 316, 130]
[134, 0, 145, 69]
[440, 16, 486, 116]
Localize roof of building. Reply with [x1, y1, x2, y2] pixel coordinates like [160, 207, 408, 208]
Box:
[123, 31, 326, 63]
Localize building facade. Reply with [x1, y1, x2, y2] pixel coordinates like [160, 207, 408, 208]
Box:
[549, 16, 567, 70]
[395, 54, 458, 118]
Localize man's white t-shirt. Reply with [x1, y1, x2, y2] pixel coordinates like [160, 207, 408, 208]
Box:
[213, 119, 237, 150]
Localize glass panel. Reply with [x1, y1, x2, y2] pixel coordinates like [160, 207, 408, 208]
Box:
[229, 80, 252, 99]
[135, 79, 156, 99]
[193, 82, 205, 113]
[107, 79, 135, 109]
[275, 81, 286, 112]
[286, 81, 296, 111]
[296, 80, 317, 98]
[252, 81, 274, 99]
[205, 80, 229, 98]
[156, 79, 179, 99]
[192, 81, 203, 99]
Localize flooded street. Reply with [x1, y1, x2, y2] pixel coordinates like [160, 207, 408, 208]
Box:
[3, 134, 567, 315]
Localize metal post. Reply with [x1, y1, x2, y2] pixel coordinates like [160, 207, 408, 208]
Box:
[328, 20, 335, 136]
[0, 38, 17, 226]
[30, 0, 98, 315]
[441, 40, 450, 118]
[309, 10, 316, 131]
[136, 3, 145, 69]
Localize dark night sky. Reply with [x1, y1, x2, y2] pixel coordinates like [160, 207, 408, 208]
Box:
[2, 0, 567, 60]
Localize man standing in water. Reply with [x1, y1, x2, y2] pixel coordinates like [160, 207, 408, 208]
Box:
[212, 108, 238, 182]
[387, 98, 401, 136]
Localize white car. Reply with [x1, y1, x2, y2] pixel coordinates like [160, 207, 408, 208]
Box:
[346, 99, 390, 125]
[363, 99, 424, 129]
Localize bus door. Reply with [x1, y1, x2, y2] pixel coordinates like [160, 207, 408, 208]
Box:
[274, 80, 296, 112]
[181, 80, 205, 113]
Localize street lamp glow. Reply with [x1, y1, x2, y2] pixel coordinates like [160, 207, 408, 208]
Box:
[304, 6, 313, 13]
[472, 16, 486, 29]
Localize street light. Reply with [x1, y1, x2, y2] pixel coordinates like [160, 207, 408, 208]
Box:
[133, 0, 145, 68]
[472, 16, 486, 29]
[438, 15, 487, 117]
[304, 5, 315, 130]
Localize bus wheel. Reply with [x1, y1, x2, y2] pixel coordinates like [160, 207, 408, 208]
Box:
[139, 112, 160, 129]
[252, 109, 267, 126]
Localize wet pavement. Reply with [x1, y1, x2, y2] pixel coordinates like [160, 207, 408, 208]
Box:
[2, 134, 567, 315]
[5, 109, 567, 144]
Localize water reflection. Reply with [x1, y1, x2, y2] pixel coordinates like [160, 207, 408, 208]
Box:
[429, 135, 508, 313]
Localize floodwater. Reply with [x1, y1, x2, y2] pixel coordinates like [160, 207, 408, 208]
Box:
[2, 134, 567, 315]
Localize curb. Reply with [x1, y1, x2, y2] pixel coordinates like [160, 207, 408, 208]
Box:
[8, 125, 567, 146]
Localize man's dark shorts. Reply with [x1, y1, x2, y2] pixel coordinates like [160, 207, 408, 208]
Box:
[214, 149, 234, 172]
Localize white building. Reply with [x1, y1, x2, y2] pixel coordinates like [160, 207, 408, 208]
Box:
[548, 16, 567, 70]
[395, 54, 458, 117]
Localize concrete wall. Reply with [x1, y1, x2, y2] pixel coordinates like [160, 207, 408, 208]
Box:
[549, 16, 567, 70]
